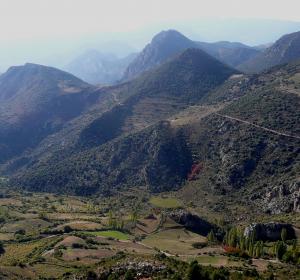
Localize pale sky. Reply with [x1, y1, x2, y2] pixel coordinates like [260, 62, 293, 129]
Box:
[1, 0, 300, 42]
[1, 0, 300, 70]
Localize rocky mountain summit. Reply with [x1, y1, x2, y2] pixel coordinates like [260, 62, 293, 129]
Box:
[122, 30, 197, 80]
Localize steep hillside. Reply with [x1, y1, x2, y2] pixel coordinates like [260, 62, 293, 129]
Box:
[238, 31, 300, 73]
[8, 48, 238, 194]
[0, 63, 100, 162]
[62, 48, 238, 148]
[65, 50, 137, 85]
[122, 30, 197, 80]
[11, 61, 300, 216]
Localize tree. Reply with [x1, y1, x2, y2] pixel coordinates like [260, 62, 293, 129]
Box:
[124, 269, 135, 280]
[207, 230, 216, 243]
[275, 241, 287, 260]
[108, 210, 117, 229]
[239, 236, 246, 251]
[130, 209, 138, 225]
[38, 211, 48, 221]
[291, 239, 297, 251]
[187, 260, 202, 280]
[64, 225, 72, 233]
[254, 241, 264, 258]
[281, 228, 287, 243]
[0, 241, 5, 255]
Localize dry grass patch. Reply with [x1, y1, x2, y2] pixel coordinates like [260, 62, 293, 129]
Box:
[55, 221, 103, 231]
[62, 248, 115, 261]
[0, 198, 23, 207]
[0, 218, 51, 234]
[143, 228, 206, 255]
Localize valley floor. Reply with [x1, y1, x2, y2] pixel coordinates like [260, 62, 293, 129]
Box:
[0, 188, 298, 279]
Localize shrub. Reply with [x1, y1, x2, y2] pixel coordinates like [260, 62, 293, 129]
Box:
[64, 225, 72, 233]
[192, 242, 207, 249]
[72, 243, 84, 249]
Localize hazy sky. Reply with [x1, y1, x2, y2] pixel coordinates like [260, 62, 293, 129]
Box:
[1, 0, 300, 71]
[1, 0, 300, 42]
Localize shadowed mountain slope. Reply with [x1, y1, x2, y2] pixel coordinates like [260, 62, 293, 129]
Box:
[0, 63, 100, 162]
[7, 48, 238, 194]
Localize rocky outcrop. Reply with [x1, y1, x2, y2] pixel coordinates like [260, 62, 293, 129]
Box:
[244, 222, 296, 241]
[168, 209, 218, 236]
[261, 180, 300, 214]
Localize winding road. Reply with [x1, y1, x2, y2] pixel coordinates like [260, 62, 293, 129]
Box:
[215, 113, 300, 140]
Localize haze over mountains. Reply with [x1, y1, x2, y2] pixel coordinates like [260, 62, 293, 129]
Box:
[65, 50, 137, 85]
[0, 27, 299, 216]
[2, 17, 300, 74]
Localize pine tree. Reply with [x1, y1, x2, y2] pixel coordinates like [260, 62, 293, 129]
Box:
[281, 228, 287, 243]
[207, 230, 216, 243]
[275, 241, 287, 260]
[187, 260, 203, 280]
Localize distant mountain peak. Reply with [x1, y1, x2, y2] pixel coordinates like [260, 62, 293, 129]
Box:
[122, 29, 196, 81]
[151, 29, 189, 42]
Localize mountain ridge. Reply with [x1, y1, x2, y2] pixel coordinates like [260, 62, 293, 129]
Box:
[238, 30, 300, 73]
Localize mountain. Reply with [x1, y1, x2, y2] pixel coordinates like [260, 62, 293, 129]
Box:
[197, 41, 260, 68]
[65, 50, 137, 85]
[1, 31, 299, 217]
[9, 59, 300, 215]
[0, 63, 100, 162]
[238, 31, 300, 73]
[122, 30, 197, 80]
[7, 48, 238, 195]
[122, 30, 261, 81]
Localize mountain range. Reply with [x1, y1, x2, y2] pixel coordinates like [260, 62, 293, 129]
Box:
[123, 30, 260, 81]
[0, 29, 299, 216]
[67, 30, 267, 84]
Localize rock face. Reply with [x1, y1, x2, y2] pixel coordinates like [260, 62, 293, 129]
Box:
[261, 180, 300, 214]
[168, 209, 216, 236]
[244, 223, 296, 241]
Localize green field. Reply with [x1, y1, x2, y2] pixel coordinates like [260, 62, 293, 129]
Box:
[196, 255, 228, 265]
[86, 230, 130, 240]
[149, 196, 182, 208]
